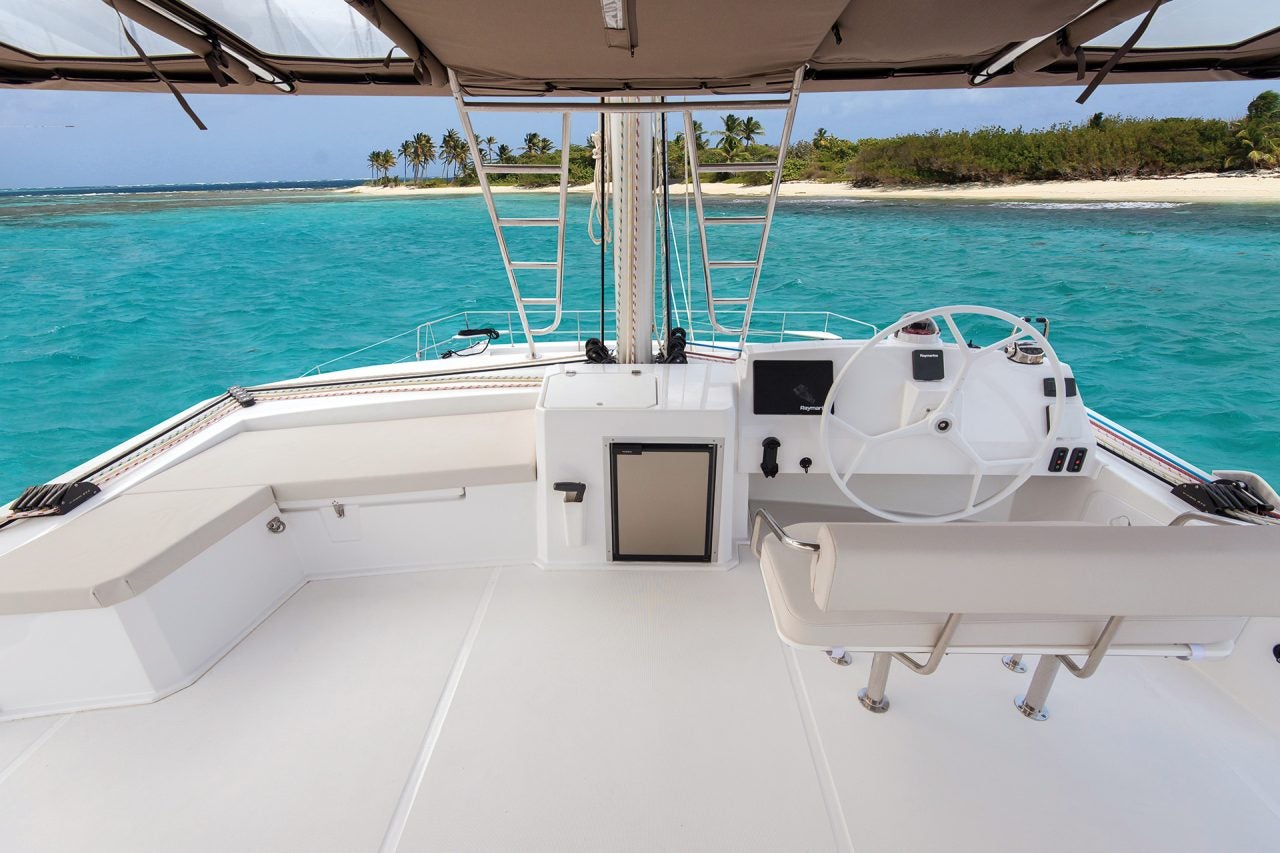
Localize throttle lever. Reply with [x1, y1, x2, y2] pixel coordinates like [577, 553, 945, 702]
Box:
[761, 437, 781, 478]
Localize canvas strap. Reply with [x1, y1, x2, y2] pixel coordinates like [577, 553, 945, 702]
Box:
[108, 1, 207, 130]
[1076, 0, 1165, 104]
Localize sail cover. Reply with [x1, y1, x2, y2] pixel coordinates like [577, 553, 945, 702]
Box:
[0, 0, 1276, 95]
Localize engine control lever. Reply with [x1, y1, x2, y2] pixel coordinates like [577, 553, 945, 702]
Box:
[761, 437, 781, 478]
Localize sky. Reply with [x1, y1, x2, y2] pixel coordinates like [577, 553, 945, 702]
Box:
[0, 79, 1274, 190]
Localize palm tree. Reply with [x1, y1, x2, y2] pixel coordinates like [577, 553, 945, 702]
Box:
[482, 135, 498, 161]
[522, 132, 542, 156]
[535, 135, 555, 156]
[739, 116, 763, 146]
[1229, 122, 1279, 170]
[1246, 90, 1280, 124]
[440, 128, 467, 179]
[1226, 90, 1280, 170]
[411, 132, 435, 180]
[398, 140, 414, 179]
[367, 149, 394, 181]
[675, 121, 709, 152]
[714, 114, 744, 158]
[496, 143, 513, 163]
[812, 127, 831, 148]
[691, 120, 707, 151]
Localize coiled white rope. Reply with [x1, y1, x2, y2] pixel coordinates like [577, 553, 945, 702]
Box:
[587, 129, 611, 247]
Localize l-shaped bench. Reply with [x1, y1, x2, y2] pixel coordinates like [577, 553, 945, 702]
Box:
[0, 408, 537, 719]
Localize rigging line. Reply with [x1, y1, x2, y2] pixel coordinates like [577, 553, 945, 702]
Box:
[683, 114, 695, 340]
[666, 206, 691, 332]
[661, 104, 673, 344]
[599, 108, 607, 343]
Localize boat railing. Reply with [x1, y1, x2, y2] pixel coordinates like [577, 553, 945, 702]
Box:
[302, 309, 877, 375]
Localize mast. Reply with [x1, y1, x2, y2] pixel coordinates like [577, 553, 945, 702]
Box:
[609, 102, 656, 364]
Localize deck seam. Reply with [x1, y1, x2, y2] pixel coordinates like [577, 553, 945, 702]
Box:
[784, 644, 856, 853]
[378, 565, 502, 853]
[0, 713, 72, 788]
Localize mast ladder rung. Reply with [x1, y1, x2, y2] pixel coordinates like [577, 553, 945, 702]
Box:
[695, 161, 777, 173]
[683, 65, 806, 341]
[480, 163, 562, 174]
[497, 217, 559, 227]
[450, 68, 574, 352]
[705, 215, 767, 224]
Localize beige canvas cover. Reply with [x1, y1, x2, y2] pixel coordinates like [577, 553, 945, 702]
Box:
[0, 0, 1275, 96]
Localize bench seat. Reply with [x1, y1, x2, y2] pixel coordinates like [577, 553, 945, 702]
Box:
[760, 522, 1280, 653]
[133, 409, 537, 502]
[0, 485, 275, 615]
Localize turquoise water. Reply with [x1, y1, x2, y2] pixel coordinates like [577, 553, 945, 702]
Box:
[2, 186, 1278, 499]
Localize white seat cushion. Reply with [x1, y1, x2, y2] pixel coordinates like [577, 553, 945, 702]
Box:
[813, 522, 1280, 616]
[759, 523, 1267, 653]
[0, 485, 275, 615]
[133, 409, 537, 501]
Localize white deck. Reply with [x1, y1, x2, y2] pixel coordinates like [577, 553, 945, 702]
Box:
[3, 556, 1279, 852]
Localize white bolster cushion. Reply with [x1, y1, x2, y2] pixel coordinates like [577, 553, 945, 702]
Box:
[0, 485, 275, 615]
[133, 409, 537, 501]
[812, 522, 1280, 617]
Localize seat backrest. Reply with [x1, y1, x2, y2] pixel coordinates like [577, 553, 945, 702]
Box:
[812, 522, 1280, 617]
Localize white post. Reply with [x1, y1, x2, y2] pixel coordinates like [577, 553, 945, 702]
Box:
[610, 103, 655, 364]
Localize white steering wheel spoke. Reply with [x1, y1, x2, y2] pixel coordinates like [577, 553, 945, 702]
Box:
[841, 444, 869, 483]
[974, 330, 1023, 359]
[829, 413, 869, 440]
[940, 313, 970, 364]
[965, 472, 985, 512]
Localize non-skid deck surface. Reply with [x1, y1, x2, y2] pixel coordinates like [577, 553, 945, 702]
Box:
[2, 562, 1279, 852]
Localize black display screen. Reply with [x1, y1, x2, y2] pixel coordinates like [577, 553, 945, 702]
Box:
[752, 360, 834, 415]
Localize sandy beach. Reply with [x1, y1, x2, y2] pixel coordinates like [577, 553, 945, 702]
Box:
[343, 171, 1280, 203]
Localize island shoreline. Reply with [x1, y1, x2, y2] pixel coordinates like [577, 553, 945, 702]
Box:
[340, 171, 1280, 204]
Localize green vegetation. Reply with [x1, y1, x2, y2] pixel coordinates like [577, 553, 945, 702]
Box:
[845, 90, 1279, 186]
[364, 90, 1278, 189]
[1226, 90, 1280, 170]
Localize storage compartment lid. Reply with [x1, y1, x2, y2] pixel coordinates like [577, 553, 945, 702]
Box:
[543, 369, 658, 410]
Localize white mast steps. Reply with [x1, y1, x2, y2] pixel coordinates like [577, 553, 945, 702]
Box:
[450, 66, 806, 362]
[451, 70, 572, 359]
[685, 66, 805, 344]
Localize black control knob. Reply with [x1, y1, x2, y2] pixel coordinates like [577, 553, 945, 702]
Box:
[799, 457, 812, 473]
[761, 437, 781, 479]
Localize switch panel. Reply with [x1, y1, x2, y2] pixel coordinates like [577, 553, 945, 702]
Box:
[1048, 447, 1069, 473]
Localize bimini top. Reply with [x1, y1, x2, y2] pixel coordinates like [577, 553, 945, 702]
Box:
[0, 0, 1277, 97]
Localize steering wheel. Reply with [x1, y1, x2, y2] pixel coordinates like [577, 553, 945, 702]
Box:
[818, 305, 1066, 523]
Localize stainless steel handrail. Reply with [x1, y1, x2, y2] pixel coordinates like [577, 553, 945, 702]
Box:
[306, 309, 877, 375]
[1169, 511, 1254, 527]
[750, 507, 820, 557]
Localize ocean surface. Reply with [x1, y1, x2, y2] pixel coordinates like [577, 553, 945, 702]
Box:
[2, 182, 1278, 500]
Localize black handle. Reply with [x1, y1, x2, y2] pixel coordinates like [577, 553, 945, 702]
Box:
[760, 437, 781, 479]
[553, 481, 586, 503]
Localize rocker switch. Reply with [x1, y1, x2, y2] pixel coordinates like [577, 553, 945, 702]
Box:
[1048, 447, 1069, 473]
[1067, 447, 1088, 473]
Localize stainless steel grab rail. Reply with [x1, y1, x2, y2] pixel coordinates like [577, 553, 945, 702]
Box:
[1169, 511, 1253, 527]
[750, 508, 820, 557]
